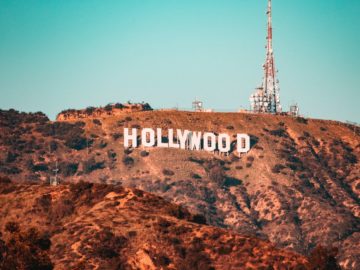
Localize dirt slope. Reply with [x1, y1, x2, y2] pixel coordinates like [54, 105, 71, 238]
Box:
[0, 181, 316, 270]
[0, 108, 359, 269]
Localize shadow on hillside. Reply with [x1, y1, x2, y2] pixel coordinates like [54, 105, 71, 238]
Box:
[223, 177, 242, 187]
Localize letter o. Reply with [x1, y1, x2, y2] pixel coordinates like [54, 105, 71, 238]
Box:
[141, 128, 155, 147]
[218, 133, 231, 153]
[203, 132, 216, 152]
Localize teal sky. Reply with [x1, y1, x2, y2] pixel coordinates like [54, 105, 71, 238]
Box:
[0, 0, 359, 122]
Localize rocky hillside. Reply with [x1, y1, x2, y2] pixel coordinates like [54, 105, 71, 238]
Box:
[0, 181, 322, 270]
[0, 108, 359, 269]
[56, 103, 152, 121]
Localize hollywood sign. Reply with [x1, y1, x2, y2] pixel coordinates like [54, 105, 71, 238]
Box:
[123, 128, 251, 154]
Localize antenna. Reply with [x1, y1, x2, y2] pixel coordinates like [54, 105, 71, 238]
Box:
[250, 0, 281, 113]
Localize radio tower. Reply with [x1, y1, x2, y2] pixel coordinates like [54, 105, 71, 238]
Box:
[250, 0, 281, 113]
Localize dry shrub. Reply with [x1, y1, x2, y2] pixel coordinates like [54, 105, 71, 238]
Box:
[204, 159, 226, 186]
[114, 103, 124, 109]
[92, 229, 127, 259]
[85, 107, 96, 114]
[165, 204, 191, 220]
[131, 124, 141, 129]
[92, 119, 102, 126]
[83, 158, 105, 174]
[247, 156, 255, 162]
[107, 150, 117, 162]
[28, 161, 49, 172]
[122, 156, 134, 166]
[0, 178, 16, 194]
[36, 121, 89, 150]
[190, 173, 202, 179]
[5, 221, 20, 233]
[269, 128, 288, 137]
[296, 117, 308, 124]
[308, 246, 340, 270]
[178, 237, 214, 270]
[272, 164, 286, 174]
[208, 165, 225, 185]
[37, 194, 52, 212]
[104, 104, 113, 112]
[69, 181, 93, 196]
[98, 140, 107, 149]
[5, 152, 18, 163]
[188, 157, 205, 165]
[59, 162, 78, 177]
[78, 227, 127, 268]
[0, 223, 53, 270]
[355, 183, 360, 190]
[112, 133, 122, 140]
[140, 150, 149, 157]
[152, 254, 171, 267]
[133, 189, 144, 197]
[68, 181, 123, 206]
[50, 199, 74, 221]
[191, 214, 207, 225]
[36, 121, 84, 139]
[162, 169, 175, 176]
[49, 141, 58, 152]
[0, 109, 48, 127]
[157, 217, 172, 229]
[224, 177, 242, 187]
[64, 136, 88, 150]
[0, 176, 12, 184]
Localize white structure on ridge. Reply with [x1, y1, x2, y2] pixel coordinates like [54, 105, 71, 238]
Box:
[192, 99, 204, 112]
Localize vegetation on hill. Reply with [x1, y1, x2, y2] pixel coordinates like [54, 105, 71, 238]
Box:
[0, 181, 341, 269]
[0, 108, 359, 269]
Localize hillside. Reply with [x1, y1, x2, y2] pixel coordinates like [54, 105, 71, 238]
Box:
[0, 108, 359, 269]
[0, 181, 317, 269]
[56, 102, 152, 121]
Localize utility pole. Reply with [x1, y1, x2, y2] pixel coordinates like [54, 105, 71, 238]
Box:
[50, 160, 59, 186]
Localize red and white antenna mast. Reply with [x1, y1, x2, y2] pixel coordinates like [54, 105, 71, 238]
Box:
[250, 0, 281, 113]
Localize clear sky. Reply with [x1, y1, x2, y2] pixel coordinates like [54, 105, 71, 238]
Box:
[0, 0, 359, 122]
